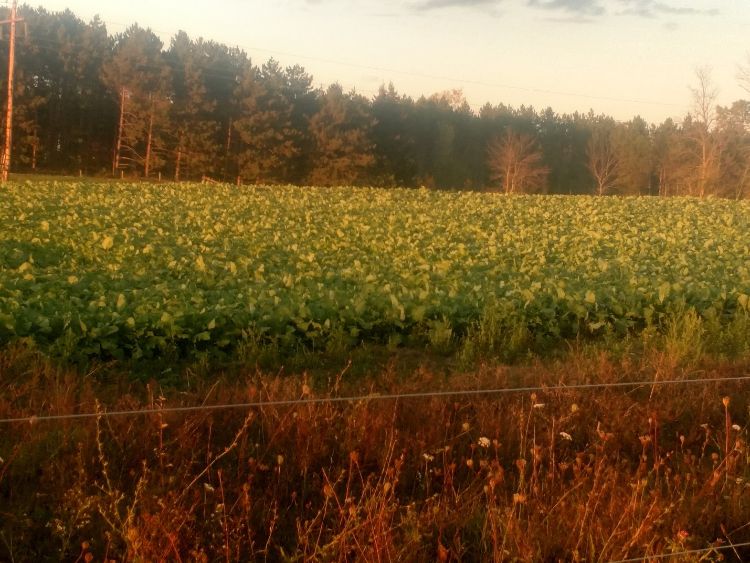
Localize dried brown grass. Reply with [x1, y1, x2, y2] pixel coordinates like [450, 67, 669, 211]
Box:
[1, 345, 749, 561]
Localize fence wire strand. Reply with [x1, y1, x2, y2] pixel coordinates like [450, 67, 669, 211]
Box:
[2, 372, 750, 562]
[2, 373, 749, 425]
[608, 539, 750, 562]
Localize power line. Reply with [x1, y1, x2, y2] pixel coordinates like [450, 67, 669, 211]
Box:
[237, 44, 686, 109]
[2, 373, 749, 425]
[9, 35, 486, 110]
[608, 540, 750, 562]
[95, 19, 686, 111]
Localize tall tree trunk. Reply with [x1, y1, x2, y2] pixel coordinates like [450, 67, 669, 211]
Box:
[113, 87, 126, 176]
[175, 135, 182, 182]
[699, 134, 708, 198]
[223, 118, 233, 181]
[505, 166, 513, 194]
[31, 123, 38, 171]
[145, 97, 154, 178]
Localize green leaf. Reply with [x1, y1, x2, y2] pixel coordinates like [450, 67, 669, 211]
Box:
[658, 282, 670, 304]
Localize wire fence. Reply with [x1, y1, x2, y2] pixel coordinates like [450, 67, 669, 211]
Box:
[2, 373, 749, 425]
[608, 540, 750, 562]
[2, 372, 749, 561]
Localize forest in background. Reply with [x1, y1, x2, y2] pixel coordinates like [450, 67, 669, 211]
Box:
[2, 5, 749, 196]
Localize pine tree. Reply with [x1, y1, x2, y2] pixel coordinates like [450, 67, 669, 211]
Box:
[371, 84, 417, 186]
[716, 101, 750, 199]
[307, 84, 375, 186]
[282, 64, 317, 184]
[101, 25, 171, 177]
[234, 59, 301, 184]
[652, 119, 691, 196]
[166, 32, 219, 181]
[612, 117, 653, 195]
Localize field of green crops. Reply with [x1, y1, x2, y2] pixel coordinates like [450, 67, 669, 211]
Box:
[1, 181, 749, 362]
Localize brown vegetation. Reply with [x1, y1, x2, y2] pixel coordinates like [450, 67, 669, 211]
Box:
[1, 344, 749, 561]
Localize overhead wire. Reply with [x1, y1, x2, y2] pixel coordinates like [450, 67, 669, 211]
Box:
[5, 34, 485, 109]
[3, 15, 688, 112]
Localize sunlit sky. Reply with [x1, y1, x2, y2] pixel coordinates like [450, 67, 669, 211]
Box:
[33, 0, 750, 124]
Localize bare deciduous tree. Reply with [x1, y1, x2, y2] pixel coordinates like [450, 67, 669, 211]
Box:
[688, 66, 722, 197]
[716, 101, 750, 199]
[586, 125, 618, 196]
[487, 129, 549, 194]
[739, 53, 750, 96]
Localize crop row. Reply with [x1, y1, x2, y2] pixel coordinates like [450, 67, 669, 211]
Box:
[1, 182, 749, 361]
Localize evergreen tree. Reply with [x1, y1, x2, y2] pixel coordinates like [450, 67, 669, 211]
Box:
[101, 25, 171, 177]
[612, 117, 653, 195]
[234, 59, 302, 184]
[283, 64, 318, 184]
[5, 8, 115, 173]
[537, 109, 591, 195]
[166, 32, 220, 181]
[371, 83, 417, 186]
[307, 84, 375, 186]
[652, 118, 691, 196]
[716, 101, 750, 199]
[197, 42, 249, 182]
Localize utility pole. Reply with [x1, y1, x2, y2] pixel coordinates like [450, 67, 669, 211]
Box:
[1, 0, 21, 182]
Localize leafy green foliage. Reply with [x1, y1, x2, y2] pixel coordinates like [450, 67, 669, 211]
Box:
[1, 182, 749, 361]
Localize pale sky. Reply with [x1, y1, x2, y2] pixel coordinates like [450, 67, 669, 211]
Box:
[31, 0, 750, 124]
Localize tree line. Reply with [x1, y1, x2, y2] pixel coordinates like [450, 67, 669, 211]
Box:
[2, 6, 749, 197]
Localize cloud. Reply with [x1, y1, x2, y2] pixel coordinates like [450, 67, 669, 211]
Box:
[542, 15, 597, 23]
[527, 0, 605, 16]
[617, 1, 719, 18]
[386, 0, 719, 19]
[413, 0, 502, 10]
